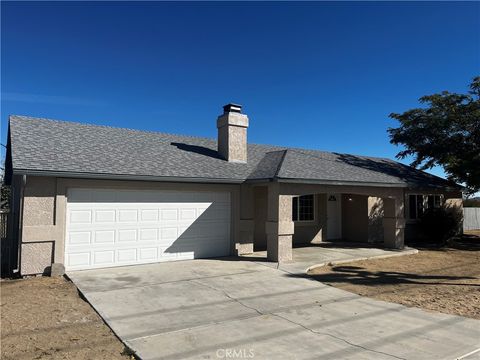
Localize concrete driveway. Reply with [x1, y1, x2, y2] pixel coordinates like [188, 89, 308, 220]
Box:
[69, 259, 480, 360]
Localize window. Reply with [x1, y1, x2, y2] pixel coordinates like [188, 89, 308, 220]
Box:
[409, 194, 442, 219]
[427, 195, 441, 209]
[292, 195, 314, 221]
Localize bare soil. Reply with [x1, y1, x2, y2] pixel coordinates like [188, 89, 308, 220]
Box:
[308, 232, 480, 319]
[1, 276, 131, 360]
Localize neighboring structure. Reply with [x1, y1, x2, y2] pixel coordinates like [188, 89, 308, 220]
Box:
[3, 104, 463, 276]
[463, 208, 480, 231]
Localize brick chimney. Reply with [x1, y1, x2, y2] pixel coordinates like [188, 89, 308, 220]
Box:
[217, 103, 249, 163]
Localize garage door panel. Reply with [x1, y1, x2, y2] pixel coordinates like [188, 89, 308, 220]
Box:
[65, 189, 231, 270]
[68, 231, 91, 245]
[179, 208, 196, 220]
[94, 230, 115, 244]
[118, 248, 137, 262]
[95, 210, 116, 223]
[70, 210, 92, 224]
[139, 228, 159, 241]
[94, 250, 115, 265]
[140, 209, 159, 221]
[118, 229, 137, 242]
[139, 247, 157, 261]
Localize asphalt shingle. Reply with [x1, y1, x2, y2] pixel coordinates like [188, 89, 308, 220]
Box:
[8, 115, 455, 188]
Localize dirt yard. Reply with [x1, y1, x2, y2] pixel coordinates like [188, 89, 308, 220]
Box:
[1, 276, 130, 360]
[309, 231, 480, 319]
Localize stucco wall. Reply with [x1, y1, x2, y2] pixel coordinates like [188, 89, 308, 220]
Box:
[19, 176, 242, 275]
[21, 242, 53, 275]
[23, 177, 56, 227]
[293, 194, 326, 245]
[20, 177, 58, 275]
[17, 175, 461, 274]
[368, 196, 384, 243]
[217, 112, 248, 163]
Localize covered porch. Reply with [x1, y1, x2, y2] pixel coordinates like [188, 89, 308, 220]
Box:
[241, 241, 417, 274]
[236, 182, 407, 263]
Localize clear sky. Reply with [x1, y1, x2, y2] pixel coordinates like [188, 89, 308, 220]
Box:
[1, 1, 479, 181]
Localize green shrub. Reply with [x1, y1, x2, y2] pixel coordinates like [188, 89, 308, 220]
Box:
[418, 207, 462, 245]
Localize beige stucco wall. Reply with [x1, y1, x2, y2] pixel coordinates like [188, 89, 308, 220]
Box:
[265, 182, 294, 262]
[277, 183, 407, 248]
[23, 176, 56, 227]
[18, 174, 461, 273]
[293, 193, 327, 245]
[20, 176, 242, 275]
[253, 186, 328, 250]
[21, 242, 53, 275]
[368, 196, 384, 243]
[20, 177, 58, 275]
[217, 112, 248, 163]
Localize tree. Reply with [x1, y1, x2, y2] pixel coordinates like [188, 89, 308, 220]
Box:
[388, 77, 480, 195]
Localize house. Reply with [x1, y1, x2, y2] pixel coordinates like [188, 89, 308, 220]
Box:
[3, 104, 462, 276]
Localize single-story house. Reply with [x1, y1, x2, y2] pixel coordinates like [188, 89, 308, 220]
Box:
[3, 104, 462, 276]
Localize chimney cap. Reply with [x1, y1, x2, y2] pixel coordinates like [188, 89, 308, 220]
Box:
[223, 103, 242, 114]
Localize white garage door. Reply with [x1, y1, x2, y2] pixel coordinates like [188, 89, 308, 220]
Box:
[65, 188, 231, 271]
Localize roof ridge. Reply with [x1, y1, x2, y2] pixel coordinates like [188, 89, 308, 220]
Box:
[287, 147, 394, 163]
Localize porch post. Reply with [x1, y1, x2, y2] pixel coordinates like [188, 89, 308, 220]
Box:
[368, 196, 384, 243]
[266, 183, 294, 262]
[236, 184, 254, 255]
[382, 196, 405, 249]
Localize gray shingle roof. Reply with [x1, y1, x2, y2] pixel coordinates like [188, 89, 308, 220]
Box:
[8, 115, 456, 189]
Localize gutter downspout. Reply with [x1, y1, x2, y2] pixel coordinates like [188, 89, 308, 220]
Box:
[12, 174, 26, 275]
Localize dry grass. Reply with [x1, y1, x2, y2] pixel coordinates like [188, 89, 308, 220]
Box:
[1, 276, 131, 360]
[466, 229, 480, 237]
[308, 233, 480, 319]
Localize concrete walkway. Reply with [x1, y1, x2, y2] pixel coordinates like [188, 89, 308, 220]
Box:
[69, 257, 480, 360]
[244, 243, 418, 274]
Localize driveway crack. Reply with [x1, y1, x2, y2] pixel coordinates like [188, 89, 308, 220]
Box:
[191, 279, 407, 360]
[190, 279, 264, 317]
[272, 312, 407, 360]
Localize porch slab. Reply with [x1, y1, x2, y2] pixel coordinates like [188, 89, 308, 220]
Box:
[243, 242, 418, 274]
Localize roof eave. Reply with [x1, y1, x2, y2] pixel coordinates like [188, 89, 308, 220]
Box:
[11, 169, 245, 184]
[274, 177, 408, 188]
[405, 182, 464, 192]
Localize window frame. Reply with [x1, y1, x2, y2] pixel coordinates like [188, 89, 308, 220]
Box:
[408, 194, 443, 220]
[292, 194, 315, 222]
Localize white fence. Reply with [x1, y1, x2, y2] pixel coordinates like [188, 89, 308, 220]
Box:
[464, 208, 480, 231]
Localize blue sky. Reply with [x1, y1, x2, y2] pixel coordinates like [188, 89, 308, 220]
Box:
[1, 1, 479, 181]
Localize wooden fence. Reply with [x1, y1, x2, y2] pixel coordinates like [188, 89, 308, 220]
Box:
[0, 210, 8, 238]
[464, 208, 480, 231]
[0, 210, 10, 276]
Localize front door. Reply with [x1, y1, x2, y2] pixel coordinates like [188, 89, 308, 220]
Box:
[327, 193, 342, 240]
